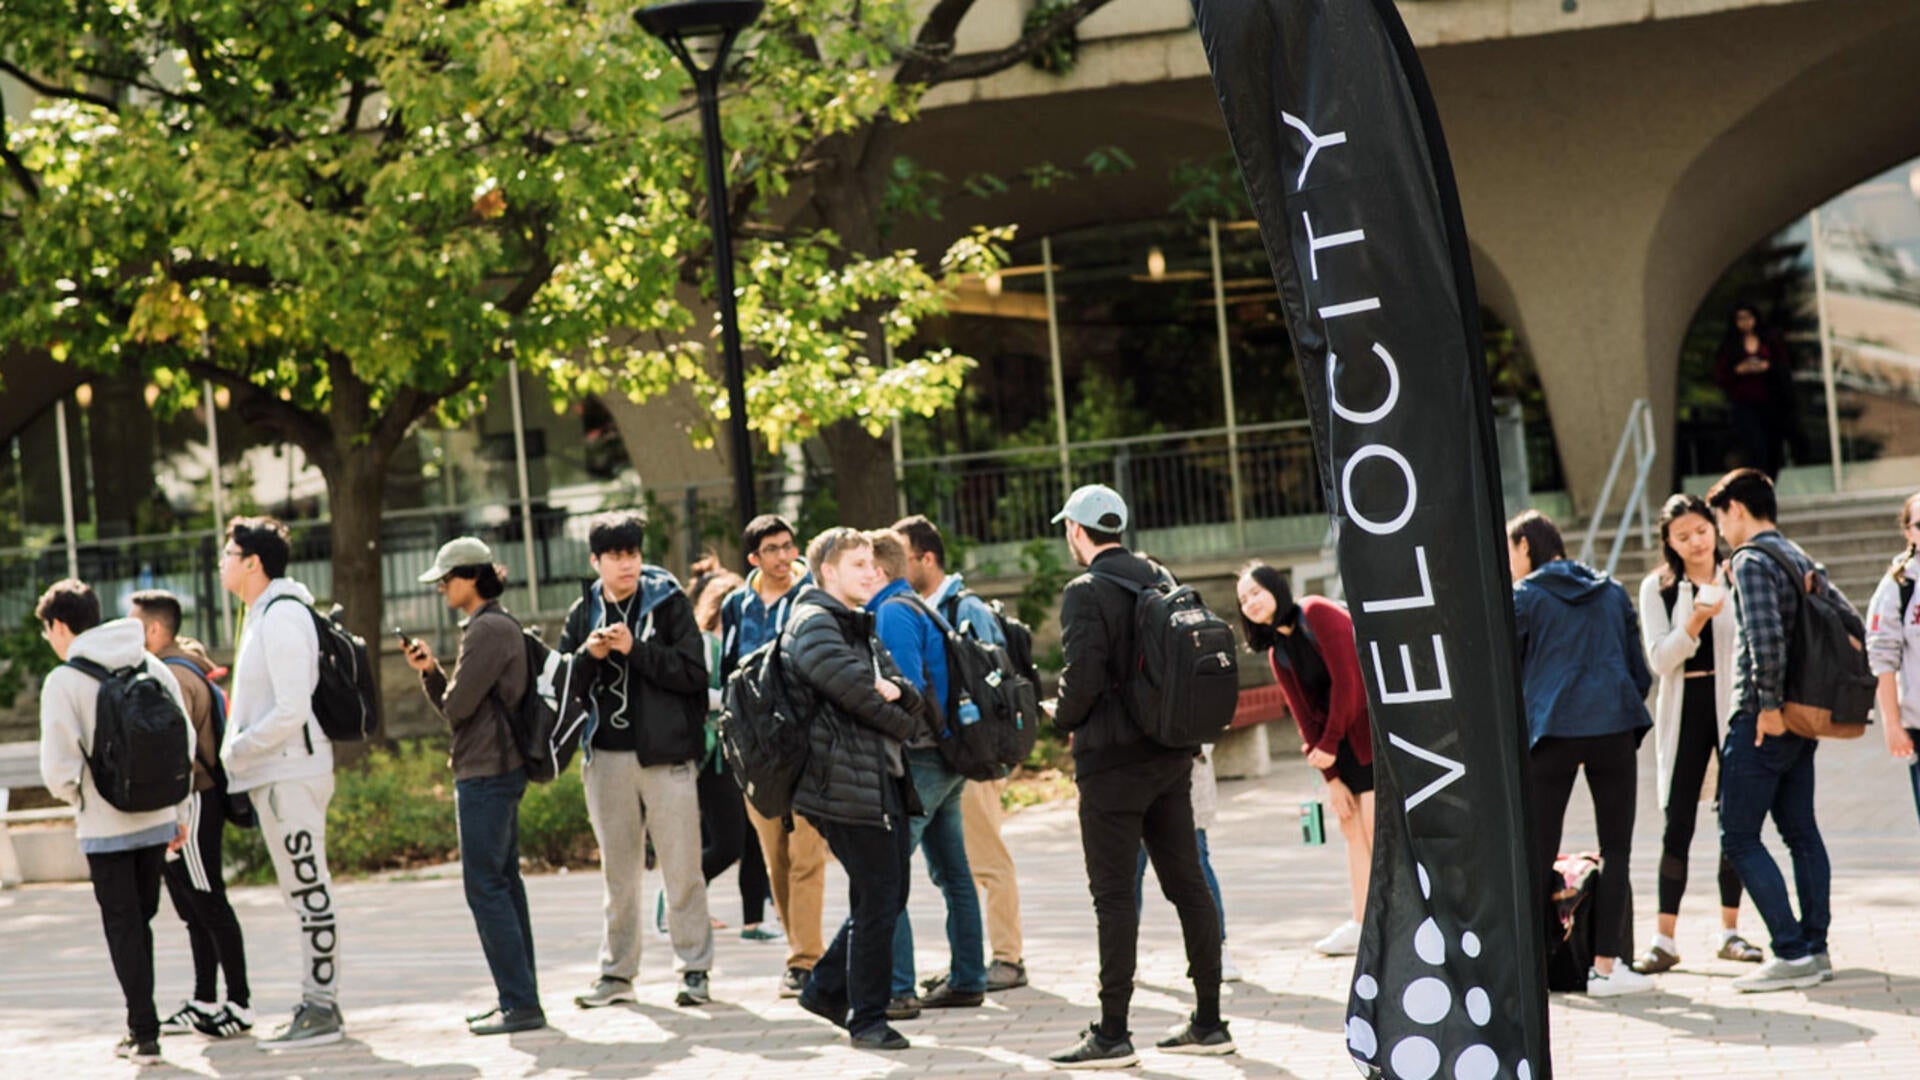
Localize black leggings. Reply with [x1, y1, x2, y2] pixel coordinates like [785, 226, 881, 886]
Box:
[1531, 730, 1638, 960]
[162, 790, 250, 1008]
[698, 758, 771, 925]
[1659, 678, 1743, 917]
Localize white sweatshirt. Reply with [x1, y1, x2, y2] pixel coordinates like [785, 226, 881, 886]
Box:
[1865, 567, 1920, 730]
[222, 577, 331, 792]
[38, 618, 194, 841]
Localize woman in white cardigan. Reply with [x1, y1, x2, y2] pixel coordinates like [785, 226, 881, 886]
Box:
[1631, 494, 1763, 975]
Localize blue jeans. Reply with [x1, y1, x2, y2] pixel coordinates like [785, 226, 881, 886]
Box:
[1133, 829, 1226, 942]
[1907, 729, 1920, 828]
[456, 767, 540, 1012]
[805, 812, 911, 1037]
[892, 748, 987, 995]
[1719, 714, 1829, 961]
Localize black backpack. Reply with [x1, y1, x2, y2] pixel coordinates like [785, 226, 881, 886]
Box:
[1090, 569, 1240, 749]
[890, 594, 1042, 781]
[938, 588, 1041, 687]
[263, 596, 379, 744]
[1736, 543, 1876, 739]
[484, 614, 591, 784]
[66, 657, 193, 813]
[719, 636, 816, 818]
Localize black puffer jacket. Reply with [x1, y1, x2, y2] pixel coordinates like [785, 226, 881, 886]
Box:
[782, 586, 929, 827]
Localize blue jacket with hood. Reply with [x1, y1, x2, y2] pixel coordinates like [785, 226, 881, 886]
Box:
[1512, 559, 1654, 747]
[558, 566, 708, 765]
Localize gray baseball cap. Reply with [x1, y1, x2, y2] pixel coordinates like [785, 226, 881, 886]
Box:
[419, 536, 496, 583]
[1051, 484, 1129, 532]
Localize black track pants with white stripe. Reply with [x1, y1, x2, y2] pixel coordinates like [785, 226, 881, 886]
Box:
[162, 790, 251, 1008]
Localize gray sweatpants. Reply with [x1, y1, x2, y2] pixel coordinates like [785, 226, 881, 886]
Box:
[583, 752, 713, 979]
[256, 774, 339, 1006]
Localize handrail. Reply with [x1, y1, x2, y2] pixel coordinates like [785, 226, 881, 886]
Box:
[1577, 399, 1657, 578]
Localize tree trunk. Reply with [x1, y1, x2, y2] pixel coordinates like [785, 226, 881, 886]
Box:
[821, 419, 899, 527]
[319, 445, 390, 740]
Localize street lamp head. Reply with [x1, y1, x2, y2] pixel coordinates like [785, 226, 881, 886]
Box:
[635, 0, 765, 76]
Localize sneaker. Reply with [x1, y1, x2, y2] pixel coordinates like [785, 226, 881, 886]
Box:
[676, 971, 712, 1007]
[470, 1006, 546, 1036]
[1717, 933, 1764, 963]
[798, 989, 849, 1029]
[1631, 945, 1680, 975]
[1585, 966, 1654, 998]
[849, 1025, 911, 1051]
[740, 924, 784, 943]
[1220, 948, 1243, 983]
[574, 977, 637, 1009]
[1314, 919, 1362, 956]
[1049, 1024, 1140, 1070]
[886, 993, 922, 1021]
[260, 1002, 343, 1049]
[1814, 951, 1834, 982]
[779, 967, 810, 999]
[192, 1002, 254, 1039]
[160, 1000, 216, 1037]
[984, 960, 1028, 992]
[1156, 1016, 1236, 1056]
[114, 1036, 162, 1065]
[1732, 955, 1821, 993]
[921, 983, 985, 1009]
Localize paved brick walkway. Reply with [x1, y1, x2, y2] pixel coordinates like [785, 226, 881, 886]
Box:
[5, 731, 1920, 1078]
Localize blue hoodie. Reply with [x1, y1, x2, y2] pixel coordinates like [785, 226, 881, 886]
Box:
[1512, 560, 1653, 747]
[868, 577, 951, 743]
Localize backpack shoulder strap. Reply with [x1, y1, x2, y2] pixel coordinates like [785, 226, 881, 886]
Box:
[63, 656, 113, 682]
[1733, 542, 1806, 601]
[1087, 570, 1147, 595]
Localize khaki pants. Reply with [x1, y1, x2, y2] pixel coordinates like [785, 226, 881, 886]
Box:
[746, 803, 830, 970]
[583, 752, 713, 979]
[962, 778, 1023, 964]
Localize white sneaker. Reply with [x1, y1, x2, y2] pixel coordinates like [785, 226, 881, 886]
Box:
[1585, 965, 1654, 998]
[1314, 920, 1362, 956]
[1220, 948, 1243, 983]
[1732, 955, 1822, 993]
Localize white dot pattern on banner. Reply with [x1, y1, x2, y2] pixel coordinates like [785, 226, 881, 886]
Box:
[1454, 1044, 1499, 1080]
[1462, 931, 1482, 958]
[1519, 1060, 1533, 1080]
[1348, 1015, 1378, 1057]
[1356, 974, 1380, 1001]
[1466, 986, 1491, 1026]
[1403, 977, 1451, 1025]
[1418, 863, 1431, 899]
[1415, 917, 1446, 965]
[1390, 1036, 1441, 1080]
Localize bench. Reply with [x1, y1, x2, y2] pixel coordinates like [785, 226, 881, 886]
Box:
[1, 741, 79, 887]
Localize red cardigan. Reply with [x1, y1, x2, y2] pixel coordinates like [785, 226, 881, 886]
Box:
[1266, 596, 1373, 782]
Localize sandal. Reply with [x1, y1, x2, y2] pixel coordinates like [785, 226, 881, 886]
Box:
[1717, 934, 1764, 963]
[1631, 945, 1680, 975]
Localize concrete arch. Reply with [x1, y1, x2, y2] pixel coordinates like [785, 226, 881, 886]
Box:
[1642, 10, 1920, 437]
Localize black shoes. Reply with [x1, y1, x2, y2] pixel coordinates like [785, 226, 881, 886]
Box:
[920, 983, 985, 1009]
[1049, 1024, 1140, 1070]
[885, 993, 922, 1021]
[849, 1025, 911, 1051]
[779, 967, 809, 999]
[1156, 1017, 1236, 1056]
[469, 1007, 547, 1036]
[797, 990, 849, 1030]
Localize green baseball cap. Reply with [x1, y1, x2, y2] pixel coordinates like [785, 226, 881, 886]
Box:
[419, 536, 495, 583]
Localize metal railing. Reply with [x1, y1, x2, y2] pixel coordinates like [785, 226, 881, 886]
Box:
[1576, 398, 1657, 578]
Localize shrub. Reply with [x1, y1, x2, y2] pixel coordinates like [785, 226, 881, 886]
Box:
[519, 766, 598, 869]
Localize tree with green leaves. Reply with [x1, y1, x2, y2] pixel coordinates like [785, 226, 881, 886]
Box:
[0, 0, 1039, 664]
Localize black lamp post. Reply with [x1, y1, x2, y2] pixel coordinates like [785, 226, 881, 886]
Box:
[635, 0, 765, 535]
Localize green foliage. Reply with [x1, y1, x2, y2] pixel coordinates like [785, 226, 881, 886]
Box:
[221, 738, 597, 884]
[0, 612, 59, 707]
[1015, 537, 1074, 636]
[1169, 154, 1253, 224]
[1023, 0, 1081, 74]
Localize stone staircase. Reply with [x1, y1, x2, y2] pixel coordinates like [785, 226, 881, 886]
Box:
[1580, 486, 1914, 608]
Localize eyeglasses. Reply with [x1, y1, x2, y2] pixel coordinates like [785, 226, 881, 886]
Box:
[756, 540, 798, 557]
[221, 546, 244, 562]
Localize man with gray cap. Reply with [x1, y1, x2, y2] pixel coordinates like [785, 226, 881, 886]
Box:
[402, 538, 543, 1035]
[1044, 485, 1231, 1068]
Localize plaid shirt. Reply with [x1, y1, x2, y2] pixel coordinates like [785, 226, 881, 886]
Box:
[1730, 530, 1854, 715]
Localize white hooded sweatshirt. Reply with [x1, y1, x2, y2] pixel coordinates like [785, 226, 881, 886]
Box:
[38, 617, 194, 843]
[222, 576, 331, 792]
